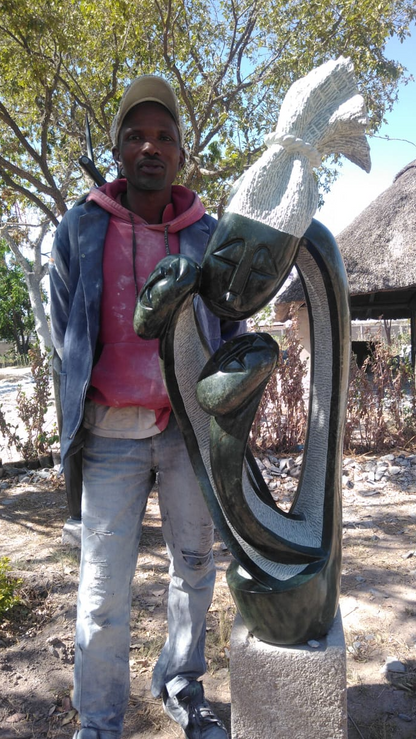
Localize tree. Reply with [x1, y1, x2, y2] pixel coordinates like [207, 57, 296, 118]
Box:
[1, 217, 51, 351]
[0, 0, 414, 343]
[0, 239, 35, 354]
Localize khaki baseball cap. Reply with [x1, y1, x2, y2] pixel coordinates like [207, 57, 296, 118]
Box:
[110, 75, 184, 146]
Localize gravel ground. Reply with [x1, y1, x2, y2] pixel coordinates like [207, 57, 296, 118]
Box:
[1, 367, 416, 739]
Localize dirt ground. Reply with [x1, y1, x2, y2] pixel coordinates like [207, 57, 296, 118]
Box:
[1, 369, 416, 739]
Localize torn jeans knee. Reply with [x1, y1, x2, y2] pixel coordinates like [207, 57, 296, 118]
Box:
[181, 548, 213, 570]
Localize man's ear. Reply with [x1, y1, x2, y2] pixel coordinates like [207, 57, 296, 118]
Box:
[112, 146, 124, 178]
[112, 146, 121, 166]
[179, 147, 186, 170]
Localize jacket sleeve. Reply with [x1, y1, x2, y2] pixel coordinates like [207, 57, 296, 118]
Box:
[49, 214, 71, 360]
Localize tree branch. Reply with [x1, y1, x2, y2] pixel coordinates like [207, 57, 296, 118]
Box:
[0, 169, 60, 225]
[0, 155, 58, 200]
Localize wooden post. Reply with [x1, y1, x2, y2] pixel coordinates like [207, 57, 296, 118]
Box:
[410, 297, 416, 383]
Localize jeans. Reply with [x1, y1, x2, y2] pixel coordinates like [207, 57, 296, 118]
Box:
[73, 415, 216, 738]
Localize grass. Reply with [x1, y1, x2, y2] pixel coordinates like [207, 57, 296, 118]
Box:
[0, 556, 22, 619]
[47, 547, 80, 573]
[205, 602, 235, 674]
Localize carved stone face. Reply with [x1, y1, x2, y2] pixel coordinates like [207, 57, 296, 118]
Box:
[196, 333, 279, 416]
[133, 255, 201, 339]
[199, 213, 300, 320]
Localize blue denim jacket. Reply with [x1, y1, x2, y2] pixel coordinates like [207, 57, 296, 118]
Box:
[50, 198, 242, 462]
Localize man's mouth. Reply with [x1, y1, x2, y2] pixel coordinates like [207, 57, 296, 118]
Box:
[138, 159, 164, 174]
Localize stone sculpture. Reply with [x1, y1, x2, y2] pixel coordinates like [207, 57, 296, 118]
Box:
[134, 57, 371, 645]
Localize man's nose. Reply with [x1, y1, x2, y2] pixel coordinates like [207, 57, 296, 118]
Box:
[141, 138, 161, 155]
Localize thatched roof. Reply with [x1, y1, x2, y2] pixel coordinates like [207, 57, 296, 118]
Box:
[276, 159, 416, 321]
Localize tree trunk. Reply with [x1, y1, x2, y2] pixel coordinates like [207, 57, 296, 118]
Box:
[383, 318, 392, 346]
[2, 225, 52, 353]
[26, 271, 52, 352]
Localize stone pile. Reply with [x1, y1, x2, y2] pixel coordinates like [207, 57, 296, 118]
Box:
[255, 451, 416, 507]
[0, 463, 61, 490]
[1, 450, 416, 499]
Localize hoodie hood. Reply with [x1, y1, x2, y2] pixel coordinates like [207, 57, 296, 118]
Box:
[87, 179, 206, 232]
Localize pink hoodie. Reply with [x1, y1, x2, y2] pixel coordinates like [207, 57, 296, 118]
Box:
[86, 179, 206, 432]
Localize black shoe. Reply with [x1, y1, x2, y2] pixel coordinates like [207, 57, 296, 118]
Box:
[162, 681, 228, 739]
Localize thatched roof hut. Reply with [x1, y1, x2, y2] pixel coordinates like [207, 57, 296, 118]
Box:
[276, 159, 416, 367]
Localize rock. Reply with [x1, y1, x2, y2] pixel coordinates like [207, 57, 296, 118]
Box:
[375, 468, 387, 481]
[369, 587, 389, 598]
[3, 466, 24, 476]
[6, 713, 27, 723]
[388, 466, 401, 475]
[34, 469, 53, 480]
[307, 640, 320, 648]
[383, 657, 406, 674]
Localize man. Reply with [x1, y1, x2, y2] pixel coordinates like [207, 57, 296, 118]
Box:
[50, 75, 240, 739]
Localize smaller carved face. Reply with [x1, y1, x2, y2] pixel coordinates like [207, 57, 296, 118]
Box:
[199, 213, 299, 320]
[134, 255, 201, 339]
[197, 332, 279, 416]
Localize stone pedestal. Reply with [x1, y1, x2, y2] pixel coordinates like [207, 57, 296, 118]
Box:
[230, 608, 347, 739]
[62, 517, 82, 547]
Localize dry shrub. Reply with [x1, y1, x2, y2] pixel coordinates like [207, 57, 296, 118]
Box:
[0, 345, 58, 461]
[250, 313, 308, 454]
[345, 340, 416, 453]
[251, 322, 416, 455]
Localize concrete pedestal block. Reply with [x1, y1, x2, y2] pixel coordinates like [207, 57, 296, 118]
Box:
[62, 517, 82, 548]
[230, 608, 347, 739]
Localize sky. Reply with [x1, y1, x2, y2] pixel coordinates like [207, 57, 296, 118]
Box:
[317, 25, 416, 236]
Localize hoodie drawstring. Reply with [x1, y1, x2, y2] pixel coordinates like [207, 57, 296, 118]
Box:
[129, 215, 171, 300]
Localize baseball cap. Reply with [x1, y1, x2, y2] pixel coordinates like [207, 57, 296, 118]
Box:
[110, 75, 184, 146]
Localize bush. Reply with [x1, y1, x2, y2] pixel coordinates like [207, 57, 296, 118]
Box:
[0, 557, 21, 620]
[0, 345, 59, 461]
[250, 319, 416, 456]
[345, 340, 416, 453]
[250, 313, 308, 453]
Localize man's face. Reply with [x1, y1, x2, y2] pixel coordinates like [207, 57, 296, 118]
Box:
[113, 101, 184, 194]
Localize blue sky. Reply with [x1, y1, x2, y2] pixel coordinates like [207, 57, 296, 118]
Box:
[317, 25, 416, 235]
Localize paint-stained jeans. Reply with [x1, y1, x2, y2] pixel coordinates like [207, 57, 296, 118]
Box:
[73, 415, 215, 738]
